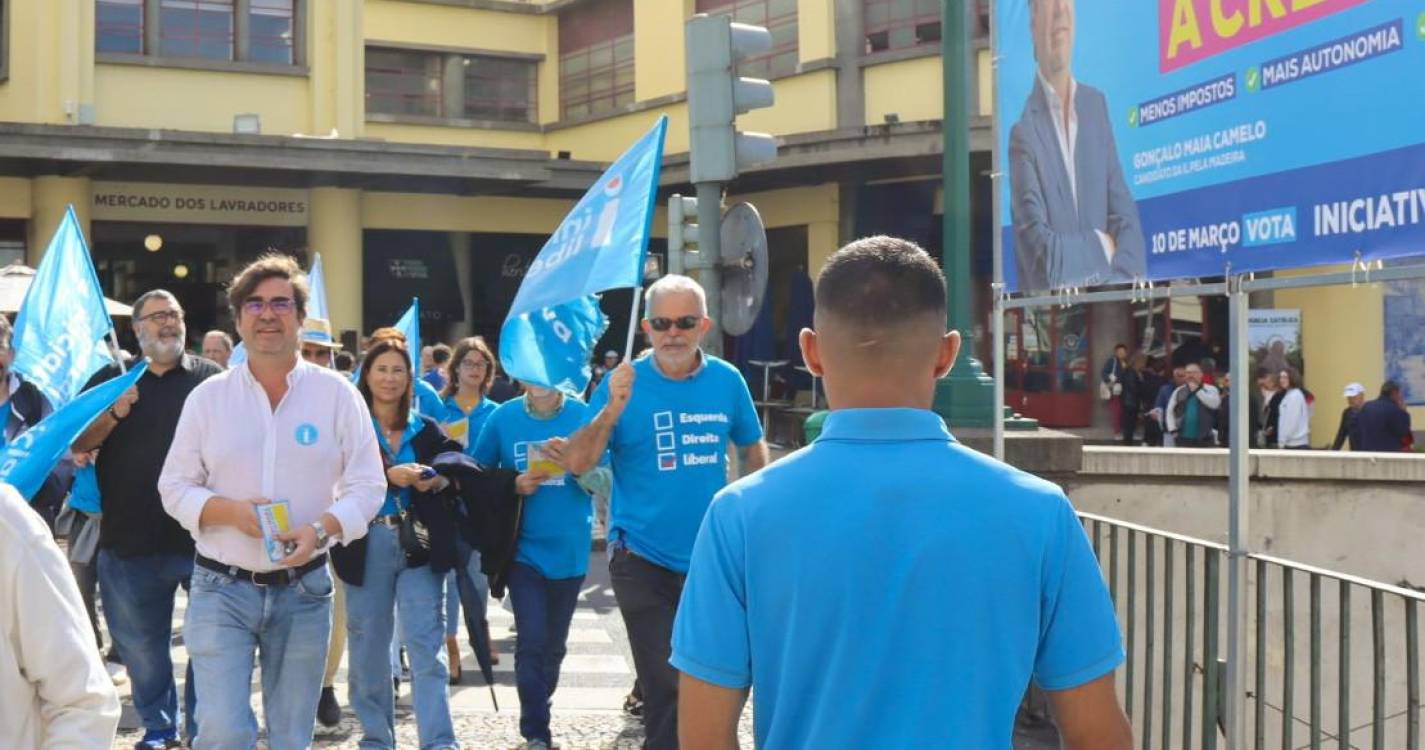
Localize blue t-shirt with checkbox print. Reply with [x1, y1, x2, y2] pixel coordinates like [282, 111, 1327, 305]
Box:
[587, 352, 762, 573]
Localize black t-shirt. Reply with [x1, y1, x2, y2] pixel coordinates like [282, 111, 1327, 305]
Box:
[87, 354, 223, 558]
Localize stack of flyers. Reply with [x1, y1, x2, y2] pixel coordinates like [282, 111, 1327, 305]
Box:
[527, 442, 566, 478]
[258, 500, 296, 563]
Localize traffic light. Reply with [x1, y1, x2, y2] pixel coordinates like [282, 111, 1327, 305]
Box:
[667, 194, 700, 274]
[686, 14, 777, 184]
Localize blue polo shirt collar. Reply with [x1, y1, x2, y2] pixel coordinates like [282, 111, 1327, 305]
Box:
[817, 408, 955, 443]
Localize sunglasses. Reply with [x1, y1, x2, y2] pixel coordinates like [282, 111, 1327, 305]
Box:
[647, 315, 701, 332]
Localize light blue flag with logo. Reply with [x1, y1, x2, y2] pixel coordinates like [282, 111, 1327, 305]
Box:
[1, 361, 148, 502]
[500, 115, 667, 395]
[308, 252, 330, 323]
[12, 206, 117, 409]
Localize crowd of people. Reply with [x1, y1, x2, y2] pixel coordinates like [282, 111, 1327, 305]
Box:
[1100, 345, 1415, 452]
[1, 238, 1146, 750]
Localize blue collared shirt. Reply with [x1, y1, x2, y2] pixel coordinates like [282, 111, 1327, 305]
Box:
[671, 408, 1124, 748]
[373, 410, 423, 517]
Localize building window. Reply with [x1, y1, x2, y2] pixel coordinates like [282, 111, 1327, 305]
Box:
[695, 0, 798, 79]
[160, 0, 234, 60]
[97, 0, 145, 54]
[863, 0, 941, 55]
[559, 0, 634, 120]
[366, 47, 538, 125]
[248, 0, 295, 65]
[96, 0, 302, 66]
[462, 56, 537, 123]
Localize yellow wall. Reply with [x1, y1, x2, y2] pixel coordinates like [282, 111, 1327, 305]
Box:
[0, 179, 31, 220]
[634, 0, 688, 103]
[798, 0, 836, 62]
[365, 0, 551, 53]
[95, 65, 312, 134]
[363, 193, 574, 235]
[739, 68, 836, 135]
[727, 184, 840, 272]
[363, 122, 546, 150]
[0, 0, 87, 124]
[864, 56, 942, 125]
[1274, 267, 1425, 446]
[977, 48, 992, 117]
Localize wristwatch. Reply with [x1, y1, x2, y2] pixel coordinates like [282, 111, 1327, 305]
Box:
[107, 406, 124, 422]
[310, 521, 331, 548]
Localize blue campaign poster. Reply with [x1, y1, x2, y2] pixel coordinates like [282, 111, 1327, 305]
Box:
[996, 0, 1425, 293]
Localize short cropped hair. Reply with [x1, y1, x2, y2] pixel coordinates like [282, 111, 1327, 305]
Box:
[133, 289, 181, 322]
[228, 253, 309, 321]
[1381, 381, 1401, 399]
[815, 236, 946, 326]
[431, 343, 452, 365]
[203, 330, 234, 351]
[645, 274, 708, 318]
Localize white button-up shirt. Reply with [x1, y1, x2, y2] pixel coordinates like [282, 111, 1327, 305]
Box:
[159, 359, 386, 572]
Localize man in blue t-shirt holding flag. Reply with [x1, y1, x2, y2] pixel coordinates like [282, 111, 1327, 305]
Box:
[670, 237, 1130, 749]
[548, 274, 768, 750]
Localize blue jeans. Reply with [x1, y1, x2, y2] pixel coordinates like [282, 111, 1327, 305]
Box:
[447, 536, 490, 644]
[507, 562, 584, 743]
[97, 550, 197, 739]
[184, 562, 332, 750]
[345, 524, 459, 750]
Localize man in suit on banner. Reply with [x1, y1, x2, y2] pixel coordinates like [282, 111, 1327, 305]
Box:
[1009, 0, 1146, 292]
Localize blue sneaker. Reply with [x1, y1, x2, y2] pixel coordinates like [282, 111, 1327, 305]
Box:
[134, 728, 182, 749]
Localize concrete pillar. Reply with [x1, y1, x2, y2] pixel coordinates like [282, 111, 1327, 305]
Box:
[449, 232, 474, 340]
[308, 187, 363, 334]
[833, 0, 864, 129]
[1090, 301, 1134, 435]
[309, 0, 363, 138]
[28, 176, 92, 265]
[807, 218, 839, 278]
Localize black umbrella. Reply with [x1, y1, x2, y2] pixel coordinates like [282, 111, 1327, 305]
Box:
[433, 451, 501, 710]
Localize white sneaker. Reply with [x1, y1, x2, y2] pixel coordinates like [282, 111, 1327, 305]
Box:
[105, 660, 128, 686]
[525, 741, 551, 750]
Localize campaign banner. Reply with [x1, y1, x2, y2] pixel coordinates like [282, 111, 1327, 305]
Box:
[997, 1, 1425, 293]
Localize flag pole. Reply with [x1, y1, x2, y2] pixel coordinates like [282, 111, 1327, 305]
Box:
[107, 329, 127, 375]
[623, 287, 643, 362]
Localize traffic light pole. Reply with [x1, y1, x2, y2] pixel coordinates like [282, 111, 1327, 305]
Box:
[932, 0, 996, 428]
[695, 181, 724, 355]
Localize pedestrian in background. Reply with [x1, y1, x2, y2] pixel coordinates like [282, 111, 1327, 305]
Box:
[548, 274, 768, 750]
[1332, 382, 1366, 451]
[672, 237, 1130, 748]
[1119, 352, 1146, 445]
[439, 335, 502, 678]
[1356, 381, 1414, 452]
[74, 290, 221, 749]
[1259, 367, 1283, 448]
[202, 330, 233, 369]
[340, 335, 464, 750]
[1276, 367, 1312, 449]
[1100, 344, 1127, 440]
[1149, 365, 1186, 447]
[424, 343, 452, 392]
[473, 381, 603, 750]
[1166, 363, 1221, 448]
[0, 313, 71, 531]
[0, 483, 121, 749]
[159, 255, 385, 749]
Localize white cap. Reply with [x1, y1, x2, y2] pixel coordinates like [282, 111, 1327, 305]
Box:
[604, 350, 619, 358]
[1343, 382, 1365, 398]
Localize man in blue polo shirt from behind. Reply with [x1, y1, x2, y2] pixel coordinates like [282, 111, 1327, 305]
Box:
[548, 273, 768, 750]
[671, 236, 1131, 749]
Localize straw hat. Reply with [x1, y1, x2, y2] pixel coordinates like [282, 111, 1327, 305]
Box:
[301, 317, 341, 349]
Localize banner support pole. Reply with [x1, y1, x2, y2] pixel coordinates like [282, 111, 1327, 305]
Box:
[623, 287, 643, 363]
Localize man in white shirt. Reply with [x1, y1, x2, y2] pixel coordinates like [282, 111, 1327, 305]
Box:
[159, 255, 385, 750]
[0, 482, 120, 749]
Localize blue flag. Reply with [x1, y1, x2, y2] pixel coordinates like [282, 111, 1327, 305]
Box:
[1, 361, 148, 502]
[308, 253, 330, 323]
[500, 115, 667, 395]
[394, 298, 421, 361]
[12, 206, 117, 408]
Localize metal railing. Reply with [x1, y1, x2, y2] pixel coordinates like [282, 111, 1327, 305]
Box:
[1081, 512, 1425, 749]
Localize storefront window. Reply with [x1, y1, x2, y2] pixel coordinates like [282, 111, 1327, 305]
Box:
[695, 0, 799, 79]
[558, 0, 634, 119]
[97, 0, 145, 54]
[863, 0, 941, 55]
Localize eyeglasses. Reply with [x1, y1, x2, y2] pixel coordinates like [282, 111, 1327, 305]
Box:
[139, 309, 184, 325]
[241, 297, 296, 317]
[647, 315, 701, 332]
[458, 359, 489, 371]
